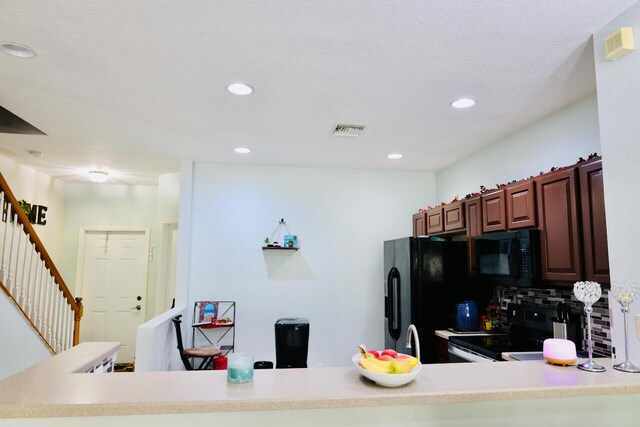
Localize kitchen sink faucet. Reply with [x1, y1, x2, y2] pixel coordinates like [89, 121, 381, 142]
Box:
[406, 324, 421, 361]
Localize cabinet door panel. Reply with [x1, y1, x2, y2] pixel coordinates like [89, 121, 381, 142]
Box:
[506, 181, 536, 229]
[580, 160, 610, 283]
[444, 202, 465, 231]
[482, 190, 506, 233]
[465, 197, 482, 276]
[426, 208, 444, 234]
[536, 169, 582, 282]
[413, 212, 427, 237]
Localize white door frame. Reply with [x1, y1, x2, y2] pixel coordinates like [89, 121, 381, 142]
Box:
[75, 226, 151, 307]
[155, 219, 179, 313]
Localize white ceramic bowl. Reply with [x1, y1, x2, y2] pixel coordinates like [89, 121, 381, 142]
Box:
[352, 353, 421, 387]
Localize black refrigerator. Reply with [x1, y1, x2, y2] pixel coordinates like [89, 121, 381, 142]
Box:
[384, 237, 471, 364]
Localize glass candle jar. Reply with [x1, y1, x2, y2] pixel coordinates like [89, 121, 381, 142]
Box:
[227, 352, 254, 383]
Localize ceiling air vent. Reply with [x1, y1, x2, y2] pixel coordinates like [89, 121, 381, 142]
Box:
[605, 27, 634, 61]
[332, 124, 365, 137]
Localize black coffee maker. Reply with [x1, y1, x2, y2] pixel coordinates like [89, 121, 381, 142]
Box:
[275, 318, 309, 368]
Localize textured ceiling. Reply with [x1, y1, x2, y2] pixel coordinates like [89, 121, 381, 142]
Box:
[0, 0, 635, 184]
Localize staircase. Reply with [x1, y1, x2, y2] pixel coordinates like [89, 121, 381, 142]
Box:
[0, 173, 82, 354]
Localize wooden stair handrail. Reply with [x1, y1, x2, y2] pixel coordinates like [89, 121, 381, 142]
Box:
[0, 173, 82, 318]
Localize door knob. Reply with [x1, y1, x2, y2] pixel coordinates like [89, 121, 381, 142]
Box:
[131, 305, 142, 311]
[137, 296, 142, 301]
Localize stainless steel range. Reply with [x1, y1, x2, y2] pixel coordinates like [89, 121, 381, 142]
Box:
[448, 303, 582, 362]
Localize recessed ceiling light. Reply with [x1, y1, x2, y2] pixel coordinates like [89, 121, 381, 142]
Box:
[0, 42, 36, 58]
[227, 83, 253, 96]
[451, 98, 476, 109]
[387, 153, 403, 160]
[88, 170, 108, 183]
[234, 147, 251, 154]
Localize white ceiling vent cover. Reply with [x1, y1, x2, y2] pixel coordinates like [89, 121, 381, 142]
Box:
[332, 124, 365, 137]
[605, 27, 634, 61]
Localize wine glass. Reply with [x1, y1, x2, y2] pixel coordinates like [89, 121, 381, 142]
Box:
[611, 282, 640, 373]
[573, 281, 605, 372]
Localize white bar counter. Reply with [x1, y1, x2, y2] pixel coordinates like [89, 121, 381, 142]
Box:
[2, 343, 640, 426]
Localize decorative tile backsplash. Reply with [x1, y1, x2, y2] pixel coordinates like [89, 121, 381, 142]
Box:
[496, 286, 612, 356]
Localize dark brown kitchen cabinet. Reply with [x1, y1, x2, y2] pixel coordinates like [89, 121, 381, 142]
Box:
[579, 159, 610, 283]
[506, 181, 536, 229]
[443, 201, 465, 231]
[465, 197, 482, 276]
[536, 168, 582, 282]
[426, 207, 444, 234]
[412, 212, 427, 237]
[482, 190, 507, 233]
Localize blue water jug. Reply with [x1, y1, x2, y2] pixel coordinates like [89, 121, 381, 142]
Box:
[456, 301, 479, 331]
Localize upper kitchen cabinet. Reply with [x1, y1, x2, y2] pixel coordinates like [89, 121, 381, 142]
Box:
[465, 197, 482, 276]
[413, 212, 427, 237]
[535, 168, 582, 282]
[444, 201, 465, 231]
[579, 158, 610, 283]
[506, 181, 536, 229]
[482, 190, 507, 233]
[426, 207, 444, 234]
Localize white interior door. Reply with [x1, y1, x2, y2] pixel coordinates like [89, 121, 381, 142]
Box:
[78, 229, 149, 362]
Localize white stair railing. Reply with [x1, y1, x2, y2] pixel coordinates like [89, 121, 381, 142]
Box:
[0, 173, 82, 354]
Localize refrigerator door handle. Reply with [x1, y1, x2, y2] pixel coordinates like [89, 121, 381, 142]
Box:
[386, 268, 393, 332]
[387, 267, 401, 341]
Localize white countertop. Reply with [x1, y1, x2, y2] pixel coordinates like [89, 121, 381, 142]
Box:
[435, 329, 505, 340]
[2, 343, 640, 418]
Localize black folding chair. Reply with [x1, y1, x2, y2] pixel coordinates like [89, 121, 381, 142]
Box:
[172, 315, 222, 370]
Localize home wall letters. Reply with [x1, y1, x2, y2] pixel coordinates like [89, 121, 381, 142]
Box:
[2, 200, 48, 225]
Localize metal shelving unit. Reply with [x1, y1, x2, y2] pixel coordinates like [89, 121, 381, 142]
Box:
[191, 301, 235, 356]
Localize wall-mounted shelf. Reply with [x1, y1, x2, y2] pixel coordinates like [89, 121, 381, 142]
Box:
[263, 218, 299, 250]
[262, 246, 299, 251]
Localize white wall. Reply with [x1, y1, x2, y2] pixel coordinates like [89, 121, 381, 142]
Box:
[157, 173, 180, 222]
[60, 183, 160, 318]
[435, 94, 601, 202]
[594, 4, 640, 360]
[0, 292, 52, 380]
[135, 306, 186, 372]
[154, 173, 181, 312]
[0, 153, 66, 266]
[188, 164, 436, 367]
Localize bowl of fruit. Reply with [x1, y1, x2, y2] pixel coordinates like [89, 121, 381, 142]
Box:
[352, 345, 421, 387]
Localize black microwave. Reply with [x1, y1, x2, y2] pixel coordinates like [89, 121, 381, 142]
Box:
[475, 229, 540, 287]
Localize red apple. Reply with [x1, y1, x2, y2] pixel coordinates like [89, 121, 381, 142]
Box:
[367, 350, 380, 358]
[378, 355, 394, 361]
[381, 349, 398, 358]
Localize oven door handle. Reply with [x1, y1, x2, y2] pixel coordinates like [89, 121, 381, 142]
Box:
[448, 342, 498, 362]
